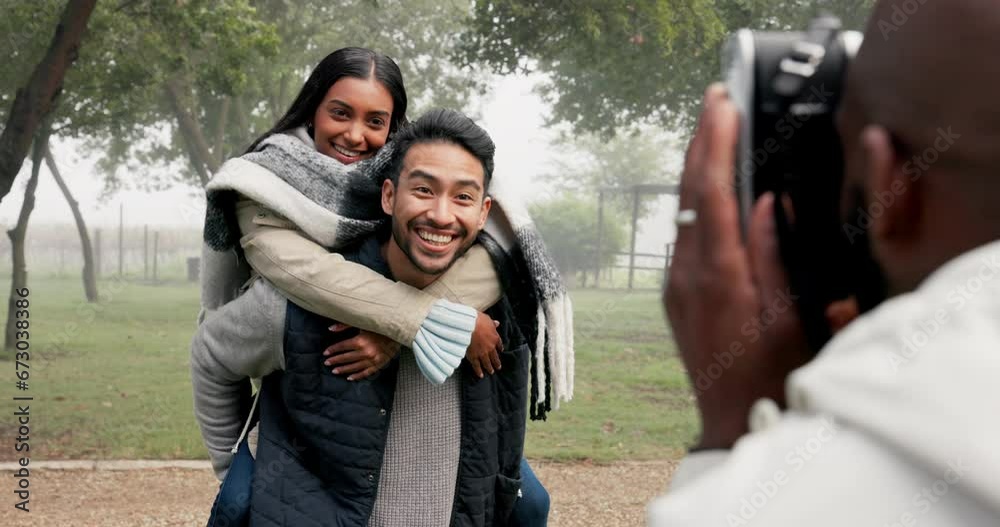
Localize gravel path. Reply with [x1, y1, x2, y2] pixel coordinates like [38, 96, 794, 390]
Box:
[2, 460, 677, 526]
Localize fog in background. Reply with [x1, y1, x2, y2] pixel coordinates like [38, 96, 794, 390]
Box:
[0, 72, 682, 281]
[0, 5, 882, 521]
[2, 1, 872, 290]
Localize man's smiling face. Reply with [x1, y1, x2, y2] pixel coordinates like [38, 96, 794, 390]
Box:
[381, 141, 492, 285]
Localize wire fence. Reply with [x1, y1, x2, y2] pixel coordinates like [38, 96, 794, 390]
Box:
[0, 224, 202, 282]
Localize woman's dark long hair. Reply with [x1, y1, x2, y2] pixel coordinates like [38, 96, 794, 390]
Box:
[245, 47, 407, 153]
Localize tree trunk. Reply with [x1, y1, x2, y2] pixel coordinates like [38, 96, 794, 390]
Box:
[45, 145, 98, 302]
[213, 96, 231, 167]
[164, 76, 221, 181]
[269, 73, 290, 122]
[233, 94, 250, 147]
[181, 131, 211, 187]
[0, 0, 97, 202]
[277, 73, 289, 116]
[5, 129, 47, 350]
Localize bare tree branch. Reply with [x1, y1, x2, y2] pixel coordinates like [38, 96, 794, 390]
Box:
[45, 144, 98, 302]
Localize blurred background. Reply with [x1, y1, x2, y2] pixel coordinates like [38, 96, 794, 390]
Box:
[0, 1, 871, 525]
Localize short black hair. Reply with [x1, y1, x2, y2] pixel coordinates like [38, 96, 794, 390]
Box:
[386, 108, 495, 191]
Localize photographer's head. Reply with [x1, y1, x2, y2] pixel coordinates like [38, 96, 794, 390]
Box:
[838, 0, 1000, 295]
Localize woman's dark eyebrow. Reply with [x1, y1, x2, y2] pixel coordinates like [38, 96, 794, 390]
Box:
[327, 99, 389, 117]
[327, 98, 353, 110]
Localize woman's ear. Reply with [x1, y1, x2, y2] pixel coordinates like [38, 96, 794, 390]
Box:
[860, 125, 919, 244]
[381, 179, 395, 215]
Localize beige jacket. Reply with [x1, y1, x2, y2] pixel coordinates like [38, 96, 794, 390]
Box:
[235, 196, 502, 345]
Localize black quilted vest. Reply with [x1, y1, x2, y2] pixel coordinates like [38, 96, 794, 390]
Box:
[249, 236, 529, 527]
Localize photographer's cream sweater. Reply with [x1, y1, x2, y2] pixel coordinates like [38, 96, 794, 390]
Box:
[649, 240, 1000, 526]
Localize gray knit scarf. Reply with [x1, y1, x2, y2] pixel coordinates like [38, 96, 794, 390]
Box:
[202, 127, 574, 419]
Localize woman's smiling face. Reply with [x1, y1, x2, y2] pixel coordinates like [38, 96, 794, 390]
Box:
[312, 76, 394, 164]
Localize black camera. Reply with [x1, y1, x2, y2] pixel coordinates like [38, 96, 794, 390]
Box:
[723, 16, 869, 352]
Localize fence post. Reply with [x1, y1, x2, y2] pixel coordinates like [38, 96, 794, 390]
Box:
[144, 225, 149, 280]
[187, 257, 200, 282]
[627, 189, 640, 290]
[662, 243, 672, 288]
[594, 190, 604, 289]
[118, 202, 124, 277]
[153, 231, 159, 283]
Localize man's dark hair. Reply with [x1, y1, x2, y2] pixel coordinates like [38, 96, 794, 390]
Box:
[386, 108, 495, 191]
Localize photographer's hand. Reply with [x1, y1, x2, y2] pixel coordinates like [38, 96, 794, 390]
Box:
[664, 84, 811, 451]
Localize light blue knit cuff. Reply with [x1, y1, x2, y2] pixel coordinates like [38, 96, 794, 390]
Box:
[411, 299, 477, 385]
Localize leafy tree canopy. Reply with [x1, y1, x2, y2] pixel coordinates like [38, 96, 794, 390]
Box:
[459, 0, 874, 136]
[1, 0, 488, 195]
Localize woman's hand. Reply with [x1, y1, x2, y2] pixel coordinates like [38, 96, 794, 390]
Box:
[323, 323, 400, 381]
[467, 312, 503, 379]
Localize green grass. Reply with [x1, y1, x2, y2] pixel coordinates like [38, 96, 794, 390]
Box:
[0, 277, 696, 462]
[525, 289, 696, 461]
[0, 277, 206, 460]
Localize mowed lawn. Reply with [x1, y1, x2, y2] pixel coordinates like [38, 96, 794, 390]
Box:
[0, 277, 697, 462]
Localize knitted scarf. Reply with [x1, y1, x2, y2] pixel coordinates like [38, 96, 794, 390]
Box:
[201, 128, 573, 420]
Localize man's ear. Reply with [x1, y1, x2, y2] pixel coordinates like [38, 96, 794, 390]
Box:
[860, 125, 919, 244]
[478, 196, 493, 230]
[381, 179, 396, 215]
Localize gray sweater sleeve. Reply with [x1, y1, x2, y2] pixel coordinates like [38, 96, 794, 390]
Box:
[191, 277, 287, 480]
